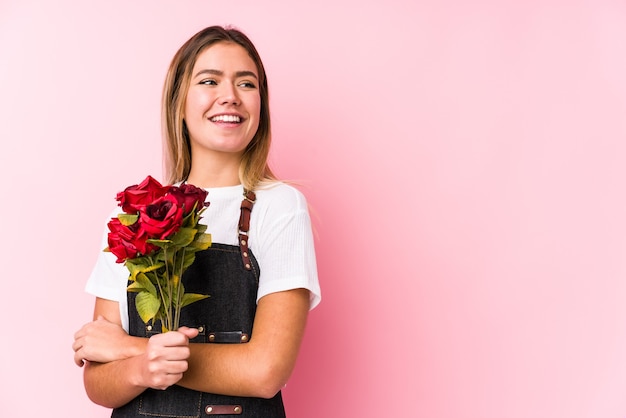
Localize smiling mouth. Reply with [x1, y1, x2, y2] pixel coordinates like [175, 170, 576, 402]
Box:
[210, 115, 242, 123]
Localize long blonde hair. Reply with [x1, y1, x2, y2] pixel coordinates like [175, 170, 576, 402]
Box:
[161, 26, 276, 189]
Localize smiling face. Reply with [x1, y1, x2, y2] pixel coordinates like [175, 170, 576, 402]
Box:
[183, 42, 261, 166]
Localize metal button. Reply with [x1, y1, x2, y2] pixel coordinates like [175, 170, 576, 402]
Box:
[209, 334, 215, 342]
[146, 325, 152, 331]
[234, 406, 242, 413]
[241, 334, 249, 342]
[241, 239, 247, 246]
[243, 251, 248, 257]
[245, 263, 251, 269]
[198, 326, 204, 333]
[205, 406, 213, 413]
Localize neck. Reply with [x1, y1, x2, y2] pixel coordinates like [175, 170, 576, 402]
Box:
[186, 152, 242, 188]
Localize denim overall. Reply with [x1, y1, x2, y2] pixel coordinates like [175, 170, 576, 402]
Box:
[112, 192, 286, 418]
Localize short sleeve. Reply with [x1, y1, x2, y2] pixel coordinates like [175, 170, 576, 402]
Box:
[251, 185, 321, 310]
[84, 208, 131, 330]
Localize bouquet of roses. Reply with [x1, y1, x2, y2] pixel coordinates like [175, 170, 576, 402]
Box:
[105, 175, 212, 331]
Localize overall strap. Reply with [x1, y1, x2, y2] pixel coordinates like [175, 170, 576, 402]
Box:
[238, 189, 256, 270]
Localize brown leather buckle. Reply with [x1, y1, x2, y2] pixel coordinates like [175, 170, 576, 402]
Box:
[205, 405, 243, 415]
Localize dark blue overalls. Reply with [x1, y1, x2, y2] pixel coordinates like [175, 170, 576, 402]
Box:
[112, 192, 286, 417]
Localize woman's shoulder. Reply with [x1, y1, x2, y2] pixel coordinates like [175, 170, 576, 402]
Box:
[254, 182, 309, 214]
[255, 182, 306, 207]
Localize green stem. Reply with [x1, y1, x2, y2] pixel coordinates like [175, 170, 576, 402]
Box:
[163, 247, 173, 331]
[173, 247, 186, 331]
[148, 258, 170, 331]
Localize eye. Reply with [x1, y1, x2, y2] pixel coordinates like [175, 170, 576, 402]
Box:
[199, 79, 217, 86]
[238, 81, 257, 89]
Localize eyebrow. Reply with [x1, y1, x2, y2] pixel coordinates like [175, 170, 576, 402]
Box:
[193, 69, 258, 80]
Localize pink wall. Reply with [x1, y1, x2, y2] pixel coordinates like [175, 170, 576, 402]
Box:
[2, 0, 626, 417]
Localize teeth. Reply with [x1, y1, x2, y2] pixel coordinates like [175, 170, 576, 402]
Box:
[211, 115, 241, 123]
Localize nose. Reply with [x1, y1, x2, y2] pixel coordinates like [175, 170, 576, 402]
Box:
[219, 83, 240, 106]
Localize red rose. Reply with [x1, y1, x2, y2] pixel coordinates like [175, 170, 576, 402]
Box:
[107, 218, 157, 263]
[116, 175, 169, 214]
[168, 184, 209, 215]
[139, 195, 184, 240]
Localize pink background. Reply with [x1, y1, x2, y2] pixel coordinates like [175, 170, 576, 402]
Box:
[2, 0, 626, 417]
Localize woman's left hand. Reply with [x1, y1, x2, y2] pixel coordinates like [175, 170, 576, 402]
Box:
[73, 315, 139, 367]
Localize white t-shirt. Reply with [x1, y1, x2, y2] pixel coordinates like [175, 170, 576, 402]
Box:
[85, 182, 321, 331]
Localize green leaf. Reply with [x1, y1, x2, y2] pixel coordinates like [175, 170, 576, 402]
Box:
[144, 263, 165, 274]
[126, 258, 163, 281]
[135, 272, 158, 297]
[126, 280, 145, 293]
[135, 291, 161, 323]
[171, 227, 197, 247]
[146, 239, 173, 250]
[180, 293, 210, 308]
[191, 233, 212, 251]
[181, 252, 197, 270]
[118, 213, 139, 226]
[153, 250, 169, 263]
[182, 210, 196, 226]
[125, 257, 151, 272]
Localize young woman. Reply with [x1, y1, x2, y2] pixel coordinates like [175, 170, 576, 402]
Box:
[73, 25, 321, 417]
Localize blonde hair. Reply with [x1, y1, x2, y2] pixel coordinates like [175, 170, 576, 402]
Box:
[162, 26, 276, 190]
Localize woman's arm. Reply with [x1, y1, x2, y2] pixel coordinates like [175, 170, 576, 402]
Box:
[76, 298, 198, 408]
[179, 287, 310, 398]
[75, 289, 310, 405]
[73, 298, 145, 366]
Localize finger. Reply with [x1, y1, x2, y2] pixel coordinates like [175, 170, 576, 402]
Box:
[160, 346, 191, 361]
[73, 351, 85, 367]
[162, 357, 190, 371]
[152, 331, 191, 347]
[73, 326, 86, 340]
[177, 327, 199, 339]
